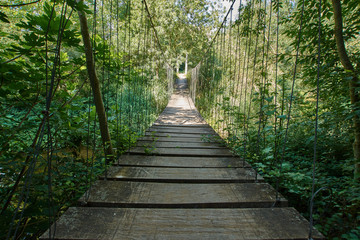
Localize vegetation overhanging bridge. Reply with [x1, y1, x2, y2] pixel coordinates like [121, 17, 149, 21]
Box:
[0, 0, 359, 239]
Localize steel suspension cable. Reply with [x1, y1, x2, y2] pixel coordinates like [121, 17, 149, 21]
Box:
[262, 0, 274, 148]
[104, 0, 114, 179]
[45, 1, 71, 238]
[234, 1, 250, 141]
[230, 7, 242, 133]
[6, 0, 66, 238]
[108, 0, 113, 121]
[241, 0, 261, 180]
[115, 0, 120, 158]
[256, 0, 268, 158]
[246, 0, 265, 182]
[120, 0, 127, 152]
[309, 0, 322, 238]
[202, 0, 237, 60]
[241, 0, 255, 168]
[136, 1, 145, 135]
[127, 0, 132, 153]
[216, 26, 225, 132]
[101, 0, 106, 112]
[273, 0, 280, 177]
[219, 21, 227, 134]
[225, 7, 234, 137]
[275, 0, 306, 203]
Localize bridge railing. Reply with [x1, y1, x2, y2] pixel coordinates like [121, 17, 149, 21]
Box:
[191, 0, 329, 238]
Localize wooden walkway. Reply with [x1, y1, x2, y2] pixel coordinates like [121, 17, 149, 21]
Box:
[41, 77, 323, 239]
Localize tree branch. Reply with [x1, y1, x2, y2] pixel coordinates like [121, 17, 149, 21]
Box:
[331, 0, 354, 71]
[0, 0, 41, 8]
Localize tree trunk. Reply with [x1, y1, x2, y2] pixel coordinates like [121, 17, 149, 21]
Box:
[77, 8, 114, 160]
[331, 0, 360, 179]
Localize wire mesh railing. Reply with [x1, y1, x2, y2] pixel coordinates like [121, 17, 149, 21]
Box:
[191, 0, 325, 237]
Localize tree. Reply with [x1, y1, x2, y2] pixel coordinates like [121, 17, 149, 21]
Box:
[145, 0, 222, 70]
[77, 1, 114, 160]
[331, 0, 360, 179]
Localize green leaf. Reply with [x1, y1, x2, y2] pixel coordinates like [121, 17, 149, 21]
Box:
[72, 0, 93, 14]
[263, 125, 273, 131]
[262, 147, 272, 154]
[0, 11, 10, 23]
[265, 96, 274, 102]
[265, 110, 276, 116]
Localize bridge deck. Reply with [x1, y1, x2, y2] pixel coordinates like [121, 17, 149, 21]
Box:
[40, 77, 323, 239]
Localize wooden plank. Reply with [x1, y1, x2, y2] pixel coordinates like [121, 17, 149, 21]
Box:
[159, 113, 202, 118]
[115, 155, 251, 168]
[152, 124, 211, 128]
[136, 141, 226, 149]
[161, 109, 199, 114]
[145, 131, 219, 138]
[128, 147, 233, 156]
[151, 124, 211, 128]
[154, 119, 206, 126]
[79, 181, 287, 208]
[103, 166, 262, 183]
[40, 207, 324, 240]
[148, 126, 215, 134]
[138, 136, 223, 143]
[157, 110, 198, 114]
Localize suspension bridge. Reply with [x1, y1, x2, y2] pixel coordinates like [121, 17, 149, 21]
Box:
[2, 0, 338, 239]
[40, 75, 323, 239]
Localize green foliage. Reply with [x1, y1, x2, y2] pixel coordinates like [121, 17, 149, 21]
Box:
[0, 11, 10, 23]
[193, 0, 360, 239]
[0, 0, 172, 238]
[146, 0, 223, 71]
[4, 0, 359, 239]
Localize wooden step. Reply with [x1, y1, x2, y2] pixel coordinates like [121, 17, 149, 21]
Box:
[40, 207, 324, 240]
[115, 155, 251, 168]
[102, 166, 262, 183]
[148, 126, 215, 134]
[144, 131, 219, 139]
[155, 118, 205, 125]
[152, 124, 211, 128]
[128, 147, 233, 156]
[138, 136, 222, 143]
[79, 181, 286, 208]
[136, 140, 226, 149]
[155, 112, 202, 117]
[161, 110, 199, 114]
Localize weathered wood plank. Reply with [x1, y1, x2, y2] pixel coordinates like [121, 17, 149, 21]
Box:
[40, 207, 324, 240]
[136, 140, 226, 149]
[79, 181, 287, 208]
[115, 155, 251, 168]
[138, 136, 222, 143]
[152, 124, 211, 128]
[161, 108, 198, 112]
[148, 126, 215, 134]
[128, 147, 233, 156]
[160, 110, 199, 116]
[144, 131, 220, 139]
[103, 166, 262, 183]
